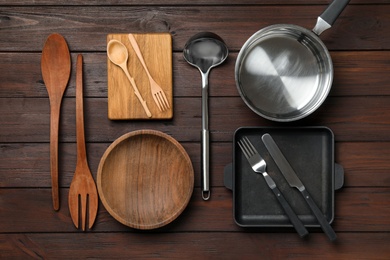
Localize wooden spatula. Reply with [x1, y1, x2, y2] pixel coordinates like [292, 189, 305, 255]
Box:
[41, 33, 71, 211]
[68, 54, 98, 230]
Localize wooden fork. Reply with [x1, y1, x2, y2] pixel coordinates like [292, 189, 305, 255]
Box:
[128, 34, 170, 111]
[68, 54, 98, 231]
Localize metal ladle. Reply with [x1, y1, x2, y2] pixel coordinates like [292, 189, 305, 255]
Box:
[183, 32, 228, 200]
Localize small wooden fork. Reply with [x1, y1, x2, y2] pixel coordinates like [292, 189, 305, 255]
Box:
[68, 54, 98, 231]
[128, 34, 170, 111]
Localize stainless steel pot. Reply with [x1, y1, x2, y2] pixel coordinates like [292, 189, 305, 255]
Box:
[235, 0, 350, 122]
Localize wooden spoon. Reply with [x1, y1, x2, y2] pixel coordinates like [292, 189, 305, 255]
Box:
[107, 39, 152, 118]
[41, 33, 71, 211]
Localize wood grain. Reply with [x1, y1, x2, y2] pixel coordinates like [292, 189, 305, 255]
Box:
[1, 1, 390, 258]
[1, 0, 388, 6]
[97, 130, 194, 229]
[0, 5, 389, 51]
[107, 33, 172, 119]
[2, 96, 390, 143]
[1, 51, 389, 98]
[1, 188, 389, 233]
[2, 141, 390, 189]
[40, 33, 71, 211]
[0, 232, 390, 259]
[67, 54, 98, 230]
[2, 233, 389, 259]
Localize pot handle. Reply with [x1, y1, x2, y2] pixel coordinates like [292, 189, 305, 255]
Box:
[313, 0, 350, 35]
[224, 163, 233, 191]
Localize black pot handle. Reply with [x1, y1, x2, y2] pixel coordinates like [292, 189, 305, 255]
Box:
[313, 0, 350, 35]
[320, 0, 350, 27]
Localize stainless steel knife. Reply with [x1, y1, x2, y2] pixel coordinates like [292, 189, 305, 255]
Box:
[262, 133, 337, 241]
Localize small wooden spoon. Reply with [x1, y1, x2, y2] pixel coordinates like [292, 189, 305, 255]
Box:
[107, 39, 152, 118]
[41, 33, 71, 211]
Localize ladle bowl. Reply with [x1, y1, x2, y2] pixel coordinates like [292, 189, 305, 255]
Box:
[183, 32, 228, 200]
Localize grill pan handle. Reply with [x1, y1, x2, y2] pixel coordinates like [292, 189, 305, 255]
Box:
[335, 163, 344, 190]
[224, 163, 233, 190]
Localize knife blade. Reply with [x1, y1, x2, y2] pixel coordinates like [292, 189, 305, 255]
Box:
[262, 133, 337, 241]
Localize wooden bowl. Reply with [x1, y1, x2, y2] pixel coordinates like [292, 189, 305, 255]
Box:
[97, 130, 194, 229]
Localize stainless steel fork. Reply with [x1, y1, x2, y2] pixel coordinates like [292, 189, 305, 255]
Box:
[238, 136, 308, 238]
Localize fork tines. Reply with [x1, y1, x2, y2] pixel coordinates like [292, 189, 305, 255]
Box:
[238, 136, 256, 159]
[153, 91, 170, 111]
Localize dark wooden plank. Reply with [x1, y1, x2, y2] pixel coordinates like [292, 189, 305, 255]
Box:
[0, 143, 200, 188]
[209, 96, 390, 142]
[1, 51, 389, 98]
[2, 233, 389, 259]
[1, 188, 389, 233]
[2, 142, 390, 188]
[0, 97, 202, 143]
[1, 0, 387, 6]
[2, 96, 390, 143]
[330, 51, 390, 96]
[336, 188, 390, 232]
[0, 5, 388, 51]
[0, 140, 386, 188]
[336, 142, 390, 187]
[2, 233, 390, 259]
[0, 1, 389, 259]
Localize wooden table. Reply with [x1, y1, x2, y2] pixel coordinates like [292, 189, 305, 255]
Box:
[1, 1, 390, 258]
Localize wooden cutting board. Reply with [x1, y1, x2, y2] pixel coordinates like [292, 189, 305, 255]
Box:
[107, 33, 173, 120]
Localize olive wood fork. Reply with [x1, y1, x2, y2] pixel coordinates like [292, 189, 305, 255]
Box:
[68, 54, 98, 231]
[238, 136, 308, 238]
[128, 33, 170, 111]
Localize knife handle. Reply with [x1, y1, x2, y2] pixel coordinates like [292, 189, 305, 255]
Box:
[271, 186, 309, 238]
[301, 188, 337, 241]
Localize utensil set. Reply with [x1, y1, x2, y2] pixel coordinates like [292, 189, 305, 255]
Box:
[238, 135, 337, 240]
[262, 133, 337, 241]
[238, 136, 309, 238]
[107, 39, 152, 118]
[41, 34, 98, 230]
[107, 34, 170, 118]
[128, 34, 170, 112]
[41, 27, 341, 238]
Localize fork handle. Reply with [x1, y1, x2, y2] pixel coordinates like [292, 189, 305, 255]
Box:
[271, 186, 309, 238]
[76, 54, 88, 166]
[128, 34, 153, 79]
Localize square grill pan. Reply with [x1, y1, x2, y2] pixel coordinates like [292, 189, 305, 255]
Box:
[224, 127, 343, 227]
